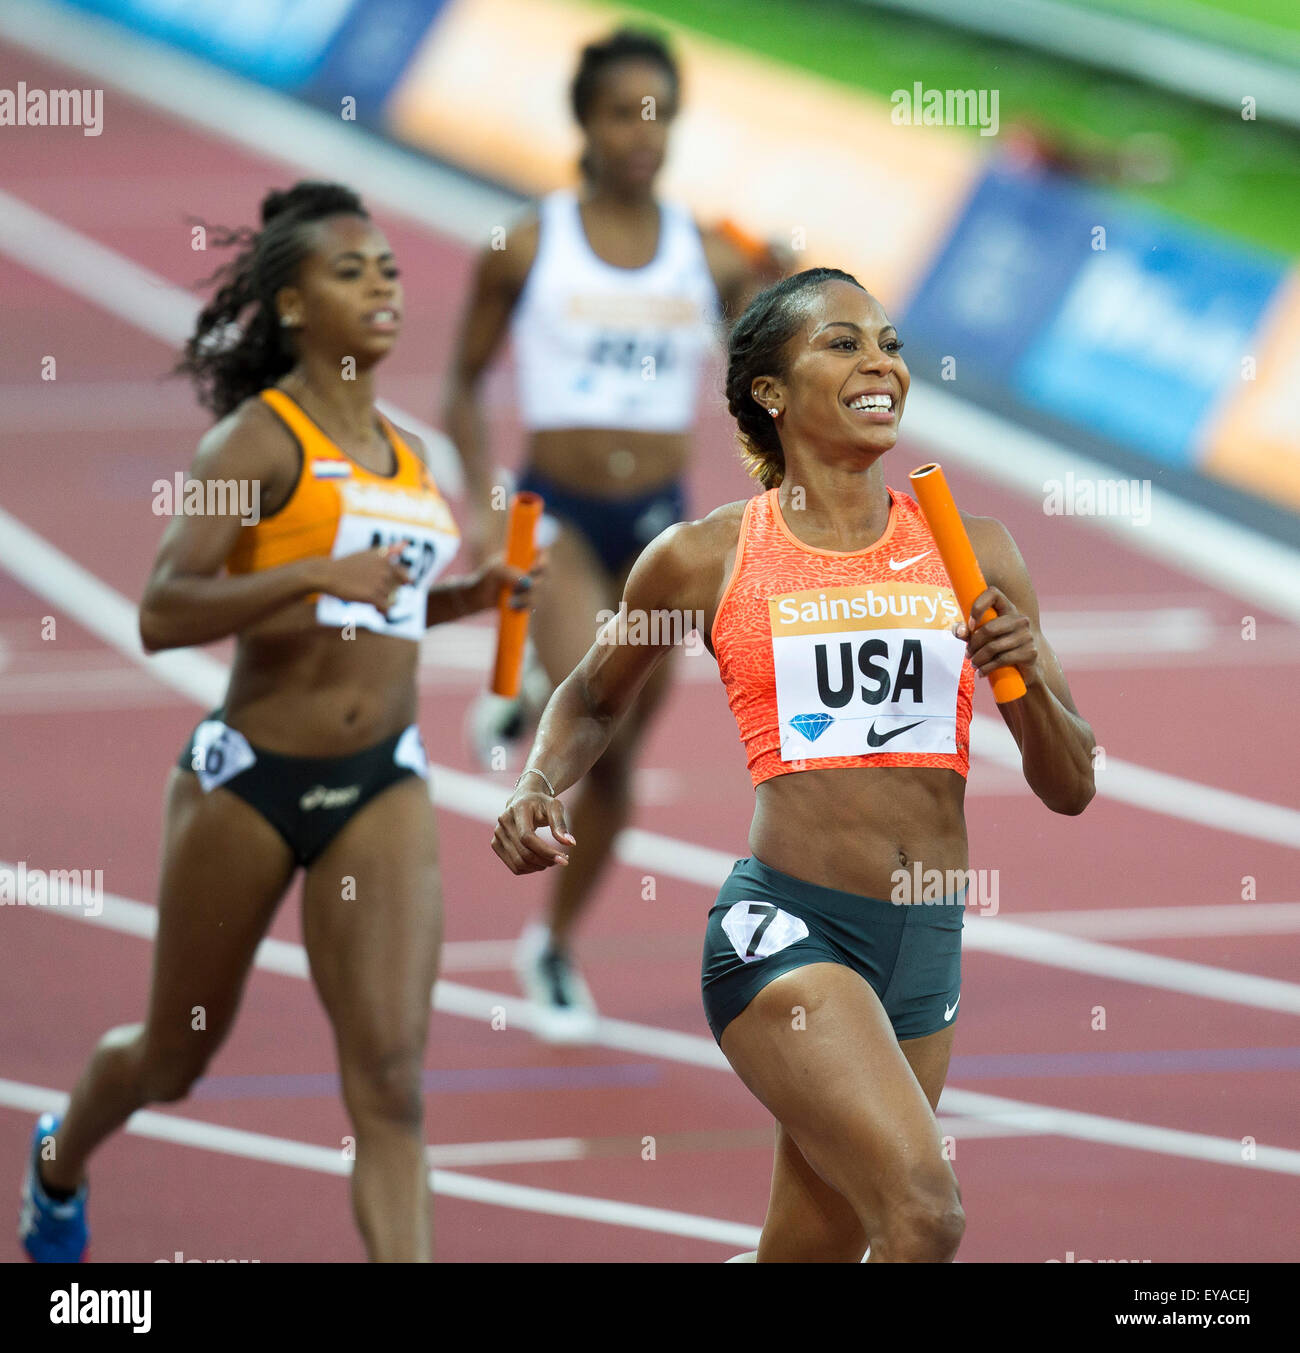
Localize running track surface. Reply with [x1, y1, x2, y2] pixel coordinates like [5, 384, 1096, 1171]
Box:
[2, 39, 1298, 1262]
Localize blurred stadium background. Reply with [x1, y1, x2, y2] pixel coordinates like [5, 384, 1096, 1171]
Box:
[2, 0, 1298, 1263]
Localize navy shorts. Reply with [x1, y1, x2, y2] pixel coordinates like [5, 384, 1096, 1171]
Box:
[177, 710, 430, 867]
[701, 857, 965, 1045]
[516, 466, 686, 577]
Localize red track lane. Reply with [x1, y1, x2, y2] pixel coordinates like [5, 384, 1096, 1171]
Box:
[2, 40, 1297, 1261]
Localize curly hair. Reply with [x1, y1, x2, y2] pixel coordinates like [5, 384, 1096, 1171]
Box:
[725, 267, 867, 489]
[174, 181, 369, 419]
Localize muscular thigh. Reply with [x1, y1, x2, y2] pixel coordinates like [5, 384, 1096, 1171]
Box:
[721, 962, 952, 1231]
[899, 1024, 956, 1112]
[143, 769, 295, 1061]
[300, 776, 442, 1053]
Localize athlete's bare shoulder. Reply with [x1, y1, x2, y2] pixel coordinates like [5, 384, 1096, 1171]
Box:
[661, 498, 749, 567]
[188, 392, 301, 514]
[195, 393, 296, 474]
[962, 512, 1023, 578]
[626, 498, 751, 618]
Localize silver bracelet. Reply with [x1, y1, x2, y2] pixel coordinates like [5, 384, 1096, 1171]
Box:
[515, 767, 556, 797]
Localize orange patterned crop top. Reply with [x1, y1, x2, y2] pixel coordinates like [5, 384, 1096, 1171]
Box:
[711, 486, 975, 788]
[226, 388, 460, 641]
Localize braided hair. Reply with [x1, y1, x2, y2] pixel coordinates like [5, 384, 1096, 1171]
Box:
[725, 267, 867, 489]
[175, 181, 369, 419]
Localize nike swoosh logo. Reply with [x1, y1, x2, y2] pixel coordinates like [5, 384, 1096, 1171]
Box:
[888, 550, 931, 571]
[945, 994, 960, 1021]
[866, 719, 925, 747]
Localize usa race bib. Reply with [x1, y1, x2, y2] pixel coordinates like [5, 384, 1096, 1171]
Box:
[316, 480, 460, 641]
[770, 583, 965, 762]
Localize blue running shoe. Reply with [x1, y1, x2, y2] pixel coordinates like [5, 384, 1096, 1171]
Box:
[19, 1113, 88, 1262]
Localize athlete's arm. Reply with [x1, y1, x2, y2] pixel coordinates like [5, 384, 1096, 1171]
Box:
[961, 516, 1097, 815]
[424, 556, 540, 627]
[139, 404, 408, 652]
[442, 215, 538, 562]
[492, 516, 724, 872]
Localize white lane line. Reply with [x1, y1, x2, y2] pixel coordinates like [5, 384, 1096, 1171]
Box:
[424, 1138, 587, 1168]
[11, 876, 1300, 1175]
[4, 0, 1298, 619]
[963, 920, 1300, 1015]
[905, 382, 1300, 627]
[1014, 902, 1300, 941]
[0, 1078, 760, 1248]
[0, 187, 463, 497]
[941, 1086, 1300, 1176]
[965, 711, 1300, 849]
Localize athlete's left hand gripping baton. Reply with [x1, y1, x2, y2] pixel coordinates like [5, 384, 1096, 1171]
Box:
[490, 492, 544, 699]
[908, 463, 1027, 705]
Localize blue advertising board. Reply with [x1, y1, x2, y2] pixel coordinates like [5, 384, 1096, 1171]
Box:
[900, 163, 1094, 383]
[302, 0, 451, 122]
[1014, 206, 1284, 465]
[60, 0, 448, 104]
[903, 161, 1286, 468]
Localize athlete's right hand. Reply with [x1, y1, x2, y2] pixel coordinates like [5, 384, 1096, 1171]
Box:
[492, 788, 576, 874]
[318, 543, 412, 608]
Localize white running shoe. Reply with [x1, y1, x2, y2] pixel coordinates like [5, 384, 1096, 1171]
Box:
[514, 923, 599, 1044]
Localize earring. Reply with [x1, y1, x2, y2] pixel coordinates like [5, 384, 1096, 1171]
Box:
[280, 314, 297, 328]
[769, 407, 779, 417]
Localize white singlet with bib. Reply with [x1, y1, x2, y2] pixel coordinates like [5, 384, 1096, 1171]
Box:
[509, 189, 721, 433]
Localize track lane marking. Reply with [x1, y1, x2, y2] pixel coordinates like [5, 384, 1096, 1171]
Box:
[8, 870, 1300, 1174]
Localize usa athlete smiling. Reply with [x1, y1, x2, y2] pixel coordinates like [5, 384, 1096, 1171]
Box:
[493, 268, 1096, 1262]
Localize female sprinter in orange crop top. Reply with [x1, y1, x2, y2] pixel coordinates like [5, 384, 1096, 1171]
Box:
[491, 268, 1096, 1263]
[20, 182, 535, 1265]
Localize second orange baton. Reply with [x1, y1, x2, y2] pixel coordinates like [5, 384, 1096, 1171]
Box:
[490, 492, 543, 699]
[908, 463, 1026, 704]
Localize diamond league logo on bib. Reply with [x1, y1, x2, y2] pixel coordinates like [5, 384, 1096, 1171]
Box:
[789, 712, 834, 743]
[770, 584, 965, 762]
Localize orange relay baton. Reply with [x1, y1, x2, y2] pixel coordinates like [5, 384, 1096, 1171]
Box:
[490, 491, 543, 699]
[716, 217, 768, 266]
[908, 463, 1026, 705]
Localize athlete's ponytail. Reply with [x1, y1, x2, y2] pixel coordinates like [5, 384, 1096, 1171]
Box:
[725, 268, 867, 490]
[175, 181, 369, 418]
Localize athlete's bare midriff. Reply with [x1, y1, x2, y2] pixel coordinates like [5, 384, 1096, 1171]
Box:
[526, 426, 689, 496]
[691, 503, 970, 900]
[222, 616, 418, 755]
[750, 766, 969, 899]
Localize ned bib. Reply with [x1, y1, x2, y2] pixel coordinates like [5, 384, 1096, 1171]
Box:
[225, 388, 460, 641]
